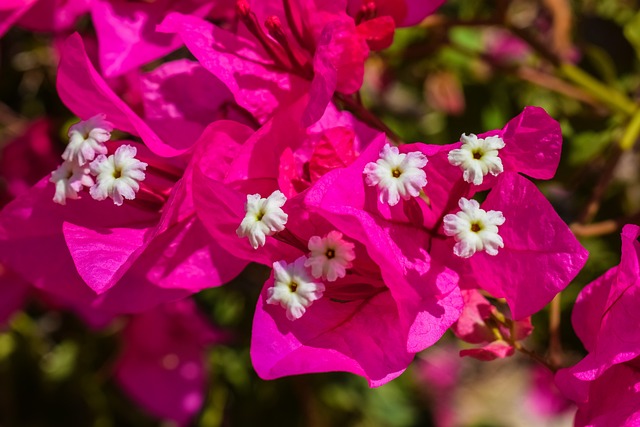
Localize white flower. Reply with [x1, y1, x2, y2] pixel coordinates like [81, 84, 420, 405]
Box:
[236, 190, 288, 249]
[363, 144, 427, 206]
[443, 197, 505, 258]
[448, 133, 505, 185]
[88, 144, 147, 206]
[267, 256, 325, 321]
[304, 231, 356, 281]
[50, 160, 94, 205]
[63, 114, 113, 165]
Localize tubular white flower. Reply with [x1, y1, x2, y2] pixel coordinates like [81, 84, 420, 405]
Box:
[448, 133, 505, 185]
[88, 144, 147, 206]
[50, 160, 94, 205]
[363, 144, 427, 206]
[267, 257, 325, 321]
[304, 231, 356, 282]
[62, 114, 113, 165]
[443, 197, 505, 258]
[236, 190, 288, 249]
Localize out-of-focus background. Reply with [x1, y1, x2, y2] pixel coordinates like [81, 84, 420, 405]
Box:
[0, 0, 639, 425]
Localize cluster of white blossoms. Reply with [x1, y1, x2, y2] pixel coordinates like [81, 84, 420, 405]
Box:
[50, 114, 147, 206]
[361, 136, 507, 258]
[244, 133, 509, 318]
[364, 144, 427, 206]
[445, 134, 506, 257]
[237, 196, 356, 320]
[263, 231, 356, 320]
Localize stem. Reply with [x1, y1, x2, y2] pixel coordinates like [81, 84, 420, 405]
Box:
[516, 67, 599, 108]
[513, 342, 558, 372]
[620, 108, 640, 150]
[333, 93, 403, 143]
[577, 144, 623, 224]
[559, 64, 637, 115]
[571, 212, 640, 237]
[548, 294, 563, 367]
[487, 308, 559, 371]
[508, 26, 638, 116]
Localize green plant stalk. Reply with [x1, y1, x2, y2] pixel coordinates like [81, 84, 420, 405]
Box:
[559, 64, 637, 115]
[621, 108, 640, 150]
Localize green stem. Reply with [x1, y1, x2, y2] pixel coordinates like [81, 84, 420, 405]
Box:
[559, 64, 637, 115]
[620, 108, 640, 150]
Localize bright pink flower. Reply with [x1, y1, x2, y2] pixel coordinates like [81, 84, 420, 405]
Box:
[192, 98, 376, 266]
[192, 101, 461, 385]
[57, 33, 223, 157]
[572, 362, 640, 427]
[0, 118, 249, 317]
[89, 0, 224, 77]
[159, 0, 379, 125]
[115, 299, 225, 426]
[322, 107, 586, 320]
[556, 225, 640, 426]
[16, 0, 235, 77]
[250, 192, 462, 386]
[447, 172, 587, 320]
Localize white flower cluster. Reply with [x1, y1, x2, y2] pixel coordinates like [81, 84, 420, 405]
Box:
[265, 231, 356, 320]
[50, 115, 147, 206]
[237, 196, 356, 320]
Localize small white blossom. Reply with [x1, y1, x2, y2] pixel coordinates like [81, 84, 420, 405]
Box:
[363, 144, 427, 206]
[63, 114, 113, 165]
[267, 257, 325, 321]
[304, 231, 356, 282]
[443, 197, 505, 258]
[236, 190, 288, 249]
[448, 133, 505, 185]
[50, 160, 94, 205]
[89, 144, 147, 206]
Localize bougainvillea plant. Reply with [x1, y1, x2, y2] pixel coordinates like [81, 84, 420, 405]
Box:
[0, 0, 639, 425]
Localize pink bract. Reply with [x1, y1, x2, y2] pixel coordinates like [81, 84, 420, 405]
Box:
[0, 0, 38, 38]
[556, 225, 640, 426]
[160, 0, 378, 126]
[115, 299, 225, 426]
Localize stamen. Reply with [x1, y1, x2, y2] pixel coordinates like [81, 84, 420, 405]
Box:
[265, 15, 309, 75]
[236, 1, 292, 69]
